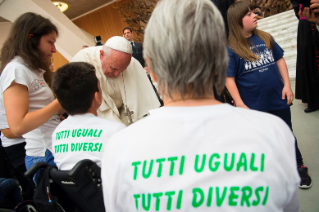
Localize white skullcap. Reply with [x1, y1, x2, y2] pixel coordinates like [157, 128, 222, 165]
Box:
[104, 36, 132, 55]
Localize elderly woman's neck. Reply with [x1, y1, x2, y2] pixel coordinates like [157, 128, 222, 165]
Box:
[163, 93, 221, 107]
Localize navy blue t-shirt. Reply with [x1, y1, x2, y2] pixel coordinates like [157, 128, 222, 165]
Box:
[227, 34, 289, 112]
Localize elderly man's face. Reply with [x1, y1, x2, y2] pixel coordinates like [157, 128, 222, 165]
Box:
[100, 49, 131, 78]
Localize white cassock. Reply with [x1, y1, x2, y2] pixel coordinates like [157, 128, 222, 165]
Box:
[70, 37, 160, 126]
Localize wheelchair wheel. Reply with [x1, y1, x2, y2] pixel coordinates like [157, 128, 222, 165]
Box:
[14, 200, 37, 212]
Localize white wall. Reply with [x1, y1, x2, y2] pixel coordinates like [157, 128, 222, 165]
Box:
[0, 0, 95, 60]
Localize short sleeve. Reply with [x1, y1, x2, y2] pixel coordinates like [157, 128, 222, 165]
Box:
[272, 40, 284, 61]
[226, 47, 238, 77]
[0, 61, 31, 94]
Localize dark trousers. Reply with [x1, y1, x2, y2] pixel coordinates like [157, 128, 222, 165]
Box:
[15, 165, 34, 200]
[4, 142, 35, 200]
[0, 178, 24, 209]
[268, 107, 303, 165]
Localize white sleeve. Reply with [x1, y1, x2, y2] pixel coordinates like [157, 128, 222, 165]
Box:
[0, 62, 31, 130]
[0, 62, 31, 93]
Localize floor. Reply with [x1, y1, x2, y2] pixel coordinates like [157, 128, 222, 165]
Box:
[290, 79, 319, 212]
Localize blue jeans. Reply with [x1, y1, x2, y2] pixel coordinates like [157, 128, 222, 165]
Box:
[25, 149, 56, 185]
[0, 178, 24, 209]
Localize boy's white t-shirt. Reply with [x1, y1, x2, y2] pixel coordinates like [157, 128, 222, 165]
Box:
[102, 104, 300, 212]
[0, 56, 60, 156]
[52, 113, 125, 170]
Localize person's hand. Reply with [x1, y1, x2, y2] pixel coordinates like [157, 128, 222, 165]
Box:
[310, 0, 319, 13]
[299, 7, 319, 25]
[299, 1, 319, 25]
[282, 85, 294, 105]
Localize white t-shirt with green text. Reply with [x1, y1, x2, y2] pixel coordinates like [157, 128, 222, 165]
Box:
[102, 104, 300, 212]
[52, 113, 125, 170]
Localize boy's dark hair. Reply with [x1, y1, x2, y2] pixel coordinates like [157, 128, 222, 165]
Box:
[123, 27, 132, 34]
[53, 62, 99, 115]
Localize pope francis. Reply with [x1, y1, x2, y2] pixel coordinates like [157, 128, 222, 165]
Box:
[70, 36, 160, 126]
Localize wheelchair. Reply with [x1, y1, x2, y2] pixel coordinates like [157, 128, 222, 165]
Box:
[24, 159, 105, 212]
[0, 200, 37, 212]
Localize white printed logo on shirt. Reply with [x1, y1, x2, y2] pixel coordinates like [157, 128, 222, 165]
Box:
[243, 47, 275, 73]
[32, 79, 46, 90]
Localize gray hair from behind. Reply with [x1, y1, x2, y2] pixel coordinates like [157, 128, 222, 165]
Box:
[144, 0, 228, 99]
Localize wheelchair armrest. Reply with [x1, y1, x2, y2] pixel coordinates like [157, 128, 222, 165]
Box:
[24, 162, 55, 180]
[68, 159, 96, 179]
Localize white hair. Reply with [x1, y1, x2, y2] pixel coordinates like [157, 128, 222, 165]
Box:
[144, 0, 228, 98]
[102, 45, 112, 58]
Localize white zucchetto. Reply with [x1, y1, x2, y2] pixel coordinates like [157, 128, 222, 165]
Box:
[104, 36, 133, 55]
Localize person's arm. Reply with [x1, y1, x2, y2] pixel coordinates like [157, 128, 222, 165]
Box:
[226, 77, 249, 109]
[276, 58, 294, 105]
[3, 81, 61, 137]
[1, 128, 21, 139]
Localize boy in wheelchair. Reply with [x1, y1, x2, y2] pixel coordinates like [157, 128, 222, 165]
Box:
[25, 62, 125, 212]
[51, 62, 125, 170]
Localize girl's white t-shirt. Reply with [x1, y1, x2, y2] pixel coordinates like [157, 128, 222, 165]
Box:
[0, 56, 60, 156]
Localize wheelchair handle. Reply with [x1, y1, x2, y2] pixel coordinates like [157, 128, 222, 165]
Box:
[24, 162, 55, 180]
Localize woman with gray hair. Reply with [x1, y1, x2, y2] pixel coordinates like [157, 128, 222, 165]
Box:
[101, 0, 299, 211]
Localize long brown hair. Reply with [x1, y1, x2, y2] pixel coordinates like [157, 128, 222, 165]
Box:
[0, 12, 58, 87]
[227, 1, 273, 61]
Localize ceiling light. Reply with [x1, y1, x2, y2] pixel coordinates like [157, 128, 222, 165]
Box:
[52, 1, 70, 12]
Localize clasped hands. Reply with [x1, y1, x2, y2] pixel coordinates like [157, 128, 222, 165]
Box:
[299, 0, 319, 25]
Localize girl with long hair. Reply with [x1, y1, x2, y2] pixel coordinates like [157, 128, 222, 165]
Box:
[226, 1, 311, 189]
[0, 12, 62, 181]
